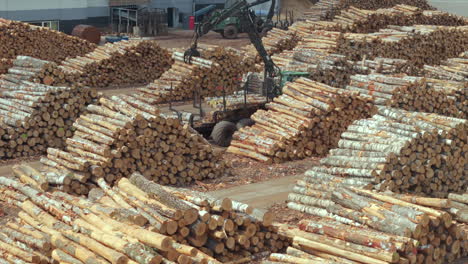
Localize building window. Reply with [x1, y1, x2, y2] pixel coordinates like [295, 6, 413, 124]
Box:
[28, 21, 60, 31]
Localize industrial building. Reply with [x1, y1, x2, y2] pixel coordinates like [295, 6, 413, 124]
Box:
[0, 0, 277, 33]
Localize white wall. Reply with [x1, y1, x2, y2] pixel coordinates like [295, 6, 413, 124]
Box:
[1, 0, 87, 11]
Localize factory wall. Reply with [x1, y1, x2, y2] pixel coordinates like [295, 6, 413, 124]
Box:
[0, 0, 109, 34]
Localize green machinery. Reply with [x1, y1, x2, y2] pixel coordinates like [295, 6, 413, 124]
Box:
[279, 71, 310, 88]
[211, 14, 268, 39]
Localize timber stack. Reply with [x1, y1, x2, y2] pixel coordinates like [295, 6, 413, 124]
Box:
[448, 193, 468, 224]
[300, 0, 434, 21]
[227, 78, 376, 163]
[301, 5, 467, 33]
[338, 25, 468, 66]
[279, 188, 466, 264]
[242, 28, 301, 62]
[139, 51, 245, 103]
[0, 59, 13, 75]
[0, 19, 96, 62]
[423, 52, 468, 82]
[0, 81, 98, 160]
[0, 56, 59, 86]
[39, 94, 227, 194]
[346, 74, 466, 118]
[292, 106, 466, 197]
[0, 173, 286, 263]
[199, 45, 258, 93]
[45, 40, 172, 87]
[272, 50, 352, 87]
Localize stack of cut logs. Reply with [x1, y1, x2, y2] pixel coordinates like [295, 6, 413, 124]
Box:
[346, 74, 466, 118]
[448, 193, 468, 224]
[199, 45, 257, 93]
[297, 106, 467, 197]
[0, 79, 98, 160]
[0, 19, 96, 62]
[39, 94, 227, 194]
[423, 52, 468, 82]
[338, 0, 435, 10]
[0, 58, 13, 75]
[227, 78, 376, 163]
[0, 172, 287, 263]
[281, 188, 466, 264]
[300, 4, 467, 33]
[272, 50, 352, 87]
[139, 50, 249, 103]
[300, 0, 434, 21]
[242, 28, 301, 62]
[338, 25, 468, 66]
[43, 40, 172, 87]
[0, 56, 59, 86]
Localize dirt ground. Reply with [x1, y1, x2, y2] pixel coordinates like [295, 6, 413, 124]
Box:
[189, 153, 319, 192]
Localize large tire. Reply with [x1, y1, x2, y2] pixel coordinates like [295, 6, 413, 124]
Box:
[211, 121, 237, 147]
[223, 25, 238, 39]
[236, 118, 255, 130]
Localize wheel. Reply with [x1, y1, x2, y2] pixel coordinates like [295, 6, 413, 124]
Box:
[236, 118, 255, 130]
[211, 121, 237, 147]
[223, 25, 238, 39]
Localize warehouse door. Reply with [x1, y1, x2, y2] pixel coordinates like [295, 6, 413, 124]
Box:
[167, 7, 174, 27]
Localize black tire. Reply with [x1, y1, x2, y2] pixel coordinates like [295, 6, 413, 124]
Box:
[223, 25, 238, 39]
[236, 118, 255, 130]
[211, 121, 237, 147]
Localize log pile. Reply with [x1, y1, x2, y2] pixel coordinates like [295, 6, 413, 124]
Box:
[301, 4, 467, 33]
[138, 50, 251, 103]
[45, 40, 172, 87]
[242, 28, 301, 62]
[227, 78, 376, 163]
[205, 91, 266, 111]
[272, 50, 352, 87]
[346, 74, 466, 118]
[39, 94, 227, 194]
[0, 19, 96, 62]
[338, 25, 468, 66]
[448, 193, 468, 224]
[294, 106, 467, 197]
[423, 52, 468, 82]
[300, 0, 434, 21]
[0, 173, 286, 263]
[0, 58, 13, 75]
[0, 81, 98, 160]
[280, 188, 466, 264]
[0, 56, 59, 86]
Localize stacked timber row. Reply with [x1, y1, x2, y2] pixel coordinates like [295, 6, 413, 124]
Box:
[198, 45, 258, 93]
[279, 188, 466, 264]
[346, 74, 466, 118]
[294, 106, 466, 197]
[338, 25, 468, 66]
[205, 91, 266, 111]
[242, 28, 301, 63]
[227, 78, 376, 163]
[0, 173, 286, 263]
[0, 19, 96, 62]
[300, 0, 434, 21]
[39, 94, 227, 194]
[0, 81, 98, 160]
[0, 56, 59, 86]
[0, 58, 13, 75]
[139, 51, 248, 103]
[272, 50, 352, 87]
[44, 40, 172, 87]
[301, 5, 467, 34]
[423, 52, 468, 82]
[448, 193, 468, 224]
